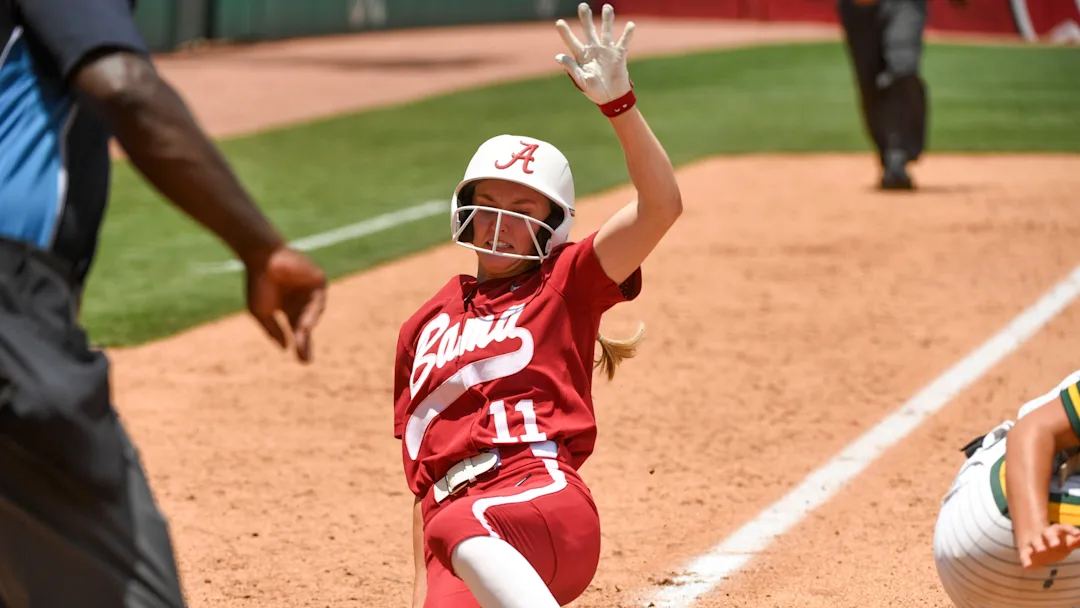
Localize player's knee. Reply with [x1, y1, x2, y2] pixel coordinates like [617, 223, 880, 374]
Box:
[881, 50, 920, 83]
[875, 67, 920, 93]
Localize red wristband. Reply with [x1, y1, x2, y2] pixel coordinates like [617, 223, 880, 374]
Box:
[599, 89, 636, 117]
[566, 74, 637, 117]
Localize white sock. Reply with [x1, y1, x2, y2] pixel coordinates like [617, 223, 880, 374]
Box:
[450, 536, 560, 608]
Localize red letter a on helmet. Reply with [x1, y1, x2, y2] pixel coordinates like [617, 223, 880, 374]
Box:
[494, 141, 540, 174]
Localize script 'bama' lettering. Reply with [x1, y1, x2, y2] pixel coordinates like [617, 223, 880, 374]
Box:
[404, 304, 534, 460]
[410, 306, 527, 400]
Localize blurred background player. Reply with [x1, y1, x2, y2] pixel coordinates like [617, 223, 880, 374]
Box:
[837, 0, 967, 190]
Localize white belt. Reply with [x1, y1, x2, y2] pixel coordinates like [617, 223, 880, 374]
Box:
[433, 450, 501, 504]
[431, 441, 560, 504]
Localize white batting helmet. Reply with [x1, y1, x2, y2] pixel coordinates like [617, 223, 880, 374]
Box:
[450, 134, 575, 261]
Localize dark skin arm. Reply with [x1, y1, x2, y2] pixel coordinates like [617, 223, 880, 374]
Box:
[71, 50, 327, 361]
[1005, 400, 1080, 568]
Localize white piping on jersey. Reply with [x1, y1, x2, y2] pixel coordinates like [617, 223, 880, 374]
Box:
[1017, 368, 1080, 420]
[0, 27, 22, 69]
[48, 104, 79, 248]
[471, 459, 567, 539]
[405, 304, 534, 460]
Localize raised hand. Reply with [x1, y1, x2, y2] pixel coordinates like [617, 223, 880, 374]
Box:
[555, 3, 635, 107]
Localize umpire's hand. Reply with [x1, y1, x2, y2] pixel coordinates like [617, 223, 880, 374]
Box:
[69, 47, 331, 365]
[246, 247, 327, 363]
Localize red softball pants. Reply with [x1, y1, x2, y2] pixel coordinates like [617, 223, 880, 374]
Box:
[420, 446, 601, 607]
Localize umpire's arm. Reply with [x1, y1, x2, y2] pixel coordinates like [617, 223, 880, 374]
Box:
[16, 0, 285, 269]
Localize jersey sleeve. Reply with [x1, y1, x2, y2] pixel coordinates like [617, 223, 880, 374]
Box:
[550, 231, 642, 316]
[16, 0, 149, 80]
[393, 331, 415, 440]
[1059, 381, 1080, 440]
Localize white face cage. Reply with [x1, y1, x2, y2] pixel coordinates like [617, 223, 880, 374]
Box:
[451, 205, 557, 261]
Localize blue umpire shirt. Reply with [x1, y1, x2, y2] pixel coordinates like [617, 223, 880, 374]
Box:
[0, 0, 148, 284]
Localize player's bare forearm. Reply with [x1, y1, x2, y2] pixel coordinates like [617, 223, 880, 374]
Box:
[555, 4, 682, 284]
[608, 108, 682, 225]
[1006, 421, 1058, 541]
[73, 51, 284, 269]
[1005, 402, 1080, 550]
[412, 496, 426, 607]
[591, 107, 682, 284]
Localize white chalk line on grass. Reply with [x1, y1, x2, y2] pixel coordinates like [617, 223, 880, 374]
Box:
[191, 199, 448, 274]
[638, 263, 1080, 607]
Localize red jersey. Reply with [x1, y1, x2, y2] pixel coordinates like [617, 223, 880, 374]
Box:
[393, 232, 642, 498]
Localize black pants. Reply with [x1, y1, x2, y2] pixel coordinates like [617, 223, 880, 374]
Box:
[0, 238, 186, 608]
[838, 0, 928, 165]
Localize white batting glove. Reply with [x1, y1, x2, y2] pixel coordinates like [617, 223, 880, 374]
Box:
[555, 3, 636, 115]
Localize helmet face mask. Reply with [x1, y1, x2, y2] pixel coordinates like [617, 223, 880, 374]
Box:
[451, 135, 575, 262]
[451, 205, 556, 261]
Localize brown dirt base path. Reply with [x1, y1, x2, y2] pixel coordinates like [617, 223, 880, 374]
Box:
[109, 154, 1080, 607]
[102, 15, 1077, 608]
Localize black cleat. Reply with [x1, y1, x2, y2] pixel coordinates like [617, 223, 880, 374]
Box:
[880, 150, 914, 191]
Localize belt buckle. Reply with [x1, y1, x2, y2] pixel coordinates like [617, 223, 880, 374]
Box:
[434, 450, 501, 504]
[447, 457, 474, 497]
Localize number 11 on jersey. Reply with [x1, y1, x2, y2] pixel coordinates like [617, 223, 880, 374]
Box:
[489, 400, 548, 444]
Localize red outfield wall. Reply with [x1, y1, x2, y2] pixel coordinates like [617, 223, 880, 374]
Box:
[600, 0, 1080, 40]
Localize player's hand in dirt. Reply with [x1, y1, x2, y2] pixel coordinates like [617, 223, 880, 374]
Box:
[555, 3, 634, 105]
[245, 246, 327, 363]
[1017, 523, 1080, 569]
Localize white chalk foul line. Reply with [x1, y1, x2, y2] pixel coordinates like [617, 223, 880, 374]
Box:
[192, 199, 448, 274]
[639, 263, 1080, 608]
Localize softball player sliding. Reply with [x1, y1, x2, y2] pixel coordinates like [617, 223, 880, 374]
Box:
[391, 4, 682, 606]
[934, 371, 1080, 607]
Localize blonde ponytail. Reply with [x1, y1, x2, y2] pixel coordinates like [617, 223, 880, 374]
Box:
[594, 323, 646, 381]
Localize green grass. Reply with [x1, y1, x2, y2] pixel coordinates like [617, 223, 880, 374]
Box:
[85, 41, 1080, 346]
